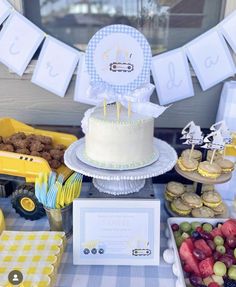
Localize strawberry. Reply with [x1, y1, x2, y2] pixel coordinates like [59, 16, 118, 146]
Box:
[221, 219, 236, 237]
[194, 239, 212, 257]
[199, 257, 214, 278]
[208, 283, 220, 287]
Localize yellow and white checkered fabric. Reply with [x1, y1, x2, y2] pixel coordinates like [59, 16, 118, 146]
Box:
[0, 231, 66, 287]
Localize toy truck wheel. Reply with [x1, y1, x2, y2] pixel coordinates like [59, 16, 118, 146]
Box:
[11, 184, 45, 220]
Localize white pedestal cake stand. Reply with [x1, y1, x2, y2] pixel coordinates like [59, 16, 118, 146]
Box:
[64, 138, 177, 195]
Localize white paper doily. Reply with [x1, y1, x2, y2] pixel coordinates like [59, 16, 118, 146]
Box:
[75, 137, 159, 170]
[64, 138, 177, 181]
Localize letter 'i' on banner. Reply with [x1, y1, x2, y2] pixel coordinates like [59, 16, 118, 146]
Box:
[0, 0, 12, 25]
[74, 53, 101, 105]
[151, 48, 194, 105]
[220, 10, 236, 54]
[0, 11, 45, 76]
[185, 29, 235, 91]
[32, 36, 80, 97]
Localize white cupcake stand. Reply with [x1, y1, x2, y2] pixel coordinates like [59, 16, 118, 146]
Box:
[64, 138, 177, 196]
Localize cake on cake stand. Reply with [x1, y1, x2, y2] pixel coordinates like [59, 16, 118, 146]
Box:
[64, 138, 177, 196]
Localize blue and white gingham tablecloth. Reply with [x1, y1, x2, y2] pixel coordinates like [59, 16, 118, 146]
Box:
[0, 183, 176, 287]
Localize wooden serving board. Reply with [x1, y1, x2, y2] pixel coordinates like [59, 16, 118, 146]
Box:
[175, 165, 232, 185]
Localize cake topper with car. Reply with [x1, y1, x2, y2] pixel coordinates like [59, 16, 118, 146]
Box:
[180, 121, 204, 160]
[84, 24, 169, 120]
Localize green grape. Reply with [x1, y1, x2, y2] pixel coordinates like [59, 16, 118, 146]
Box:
[213, 261, 227, 276]
[214, 236, 224, 246]
[202, 223, 213, 233]
[180, 222, 191, 232]
[191, 222, 202, 230]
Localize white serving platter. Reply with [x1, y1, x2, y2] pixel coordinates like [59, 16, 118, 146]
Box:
[165, 217, 228, 287]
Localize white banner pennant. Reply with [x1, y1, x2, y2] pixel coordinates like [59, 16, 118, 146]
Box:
[32, 36, 80, 97]
[219, 10, 236, 54]
[152, 48, 194, 105]
[0, 11, 45, 76]
[0, 0, 12, 25]
[74, 53, 100, 105]
[185, 29, 235, 91]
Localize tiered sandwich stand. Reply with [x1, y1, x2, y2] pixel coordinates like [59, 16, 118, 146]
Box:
[164, 162, 232, 218]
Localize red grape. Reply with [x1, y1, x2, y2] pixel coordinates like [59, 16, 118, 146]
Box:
[226, 236, 236, 249]
[219, 254, 234, 268]
[213, 251, 222, 261]
[193, 248, 206, 261]
[171, 223, 179, 232]
[206, 240, 216, 251]
[189, 274, 203, 286]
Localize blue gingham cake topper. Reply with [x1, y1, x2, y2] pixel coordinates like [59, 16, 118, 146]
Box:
[85, 25, 152, 94]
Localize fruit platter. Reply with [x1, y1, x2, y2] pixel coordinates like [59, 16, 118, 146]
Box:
[165, 217, 236, 287]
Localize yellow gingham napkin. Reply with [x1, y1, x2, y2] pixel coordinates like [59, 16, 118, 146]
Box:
[0, 231, 66, 287]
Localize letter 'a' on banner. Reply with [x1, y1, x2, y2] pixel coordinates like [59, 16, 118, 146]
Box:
[152, 48, 194, 105]
[32, 36, 80, 97]
[0, 11, 45, 76]
[185, 29, 235, 91]
[220, 10, 236, 54]
[74, 53, 101, 105]
[0, 0, 12, 25]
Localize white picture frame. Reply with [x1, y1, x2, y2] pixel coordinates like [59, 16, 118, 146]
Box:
[152, 48, 194, 105]
[73, 199, 160, 266]
[219, 10, 236, 54]
[185, 29, 235, 91]
[0, 11, 44, 76]
[0, 0, 12, 25]
[32, 36, 80, 97]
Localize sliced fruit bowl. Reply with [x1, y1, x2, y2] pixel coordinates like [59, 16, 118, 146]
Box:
[165, 217, 236, 287]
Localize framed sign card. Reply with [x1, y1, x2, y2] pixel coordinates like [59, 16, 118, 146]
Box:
[73, 199, 160, 266]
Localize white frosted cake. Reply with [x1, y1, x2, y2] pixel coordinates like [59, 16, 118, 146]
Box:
[84, 105, 157, 169]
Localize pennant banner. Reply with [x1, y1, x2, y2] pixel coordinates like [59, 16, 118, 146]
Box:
[220, 10, 236, 54]
[151, 48, 194, 105]
[32, 36, 80, 97]
[185, 29, 235, 91]
[0, 0, 236, 103]
[0, 11, 45, 76]
[0, 0, 11, 25]
[74, 53, 100, 105]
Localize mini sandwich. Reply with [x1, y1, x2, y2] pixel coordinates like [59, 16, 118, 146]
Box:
[198, 161, 221, 179]
[165, 181, 185, 202]
[201, 191, 222, 208]
[215, 158, 234, 174]
[181, 192, 203, 208]
[170, 198, 191, 216]
[177, 157, 198, 172]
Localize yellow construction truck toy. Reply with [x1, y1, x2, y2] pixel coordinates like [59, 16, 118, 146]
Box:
[0, 118, 77, 220]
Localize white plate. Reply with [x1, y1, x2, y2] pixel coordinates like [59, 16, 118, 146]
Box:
[75, 137, 159, 171]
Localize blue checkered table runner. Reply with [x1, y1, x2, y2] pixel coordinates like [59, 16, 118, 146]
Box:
[0, 183, 176, 287]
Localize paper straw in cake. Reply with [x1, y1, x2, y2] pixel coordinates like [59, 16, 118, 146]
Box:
[116, 102, 121, 121]
[128, 101, 131, 118]
[103, 98, 107, 117]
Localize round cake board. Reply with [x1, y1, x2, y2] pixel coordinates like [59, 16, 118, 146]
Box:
[175, 165, 232, 184]
[164, 200, 229, 219]
[76, 137, 159, 171]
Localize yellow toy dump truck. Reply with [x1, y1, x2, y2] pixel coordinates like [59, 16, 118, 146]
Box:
[0, 118, 77, 220]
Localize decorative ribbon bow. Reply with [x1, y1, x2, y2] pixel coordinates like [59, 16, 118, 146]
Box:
[86, 82, 170, 118]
